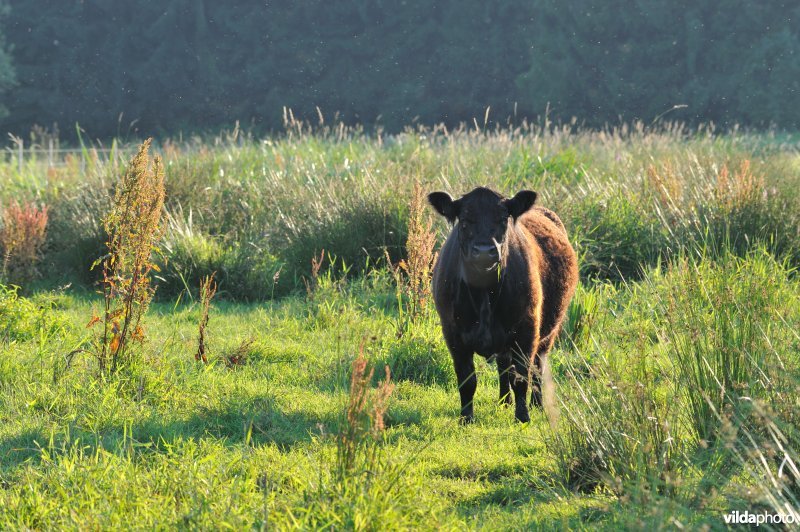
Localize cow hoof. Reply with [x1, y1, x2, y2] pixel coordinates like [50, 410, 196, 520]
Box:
[499, 394, 513, 407]
[515, 407, 530, 423]
[459, 414, 475, 425]
[530, 391, 543, 409]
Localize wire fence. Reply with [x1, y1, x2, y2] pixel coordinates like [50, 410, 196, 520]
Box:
[4, 136, 139, 173]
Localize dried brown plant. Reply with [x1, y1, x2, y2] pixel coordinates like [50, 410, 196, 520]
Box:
[224, 337, 256, 368]
[88, 138, 165, 373]
[392, 181, 438, 334]
[303, 249, 326, 299]
[336, 346, 395, 476]
[196, 272, 217, 363]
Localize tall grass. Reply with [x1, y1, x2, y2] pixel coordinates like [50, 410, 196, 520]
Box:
[548, 248, 800, 527]
[2, 122, 797, 297]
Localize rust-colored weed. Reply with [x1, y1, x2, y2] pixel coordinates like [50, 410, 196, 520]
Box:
[402, 181, 438, 316]
[224, 337, 256, 368]
[389, 181, 438, 335]
[0, 201, 48, 285]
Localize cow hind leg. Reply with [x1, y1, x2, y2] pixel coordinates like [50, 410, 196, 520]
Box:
[530, 354, 543, 408]
[509, 347, 532, 423]
[530, 328, 559, 409]
[496, 353, 513, 406]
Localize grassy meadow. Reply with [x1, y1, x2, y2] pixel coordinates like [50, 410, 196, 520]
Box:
[1, 122, 799, 529]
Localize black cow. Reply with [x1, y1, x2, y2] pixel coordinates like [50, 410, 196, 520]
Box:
[428, 186, 578, 423]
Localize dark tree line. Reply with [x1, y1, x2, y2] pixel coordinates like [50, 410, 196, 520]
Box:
[1, 1, 799, 140]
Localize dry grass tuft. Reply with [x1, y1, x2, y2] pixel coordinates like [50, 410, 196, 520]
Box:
[304, 249, 326, 300]
[715, 159, 764, 210]
[196, 272, 217, 363]
[337, 346, 395, 476]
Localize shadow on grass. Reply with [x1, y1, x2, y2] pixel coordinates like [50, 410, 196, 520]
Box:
[454, 472, 609, 528]
[0, 396, 335, 471]
[133, 396, 334, 450]
[0, 428, 49, 470]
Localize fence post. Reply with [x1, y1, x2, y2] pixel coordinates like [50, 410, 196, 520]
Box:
[17, 138, 23, 173]
[48, 139, 54, 167]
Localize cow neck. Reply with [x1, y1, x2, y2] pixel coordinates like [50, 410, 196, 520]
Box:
[461, 265, 506, 319]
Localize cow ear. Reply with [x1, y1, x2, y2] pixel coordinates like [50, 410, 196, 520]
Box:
[504, 190, 537, 220]
[428, 192, 460, 223]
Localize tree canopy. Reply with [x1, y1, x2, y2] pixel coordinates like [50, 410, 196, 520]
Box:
[0, 2, 15, 119]
[2, 1, 799, 139]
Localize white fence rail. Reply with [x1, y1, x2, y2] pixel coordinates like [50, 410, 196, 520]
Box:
[4, 136, 137, 173]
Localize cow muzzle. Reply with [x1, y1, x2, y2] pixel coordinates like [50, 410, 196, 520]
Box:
[467, 242, 501, 271]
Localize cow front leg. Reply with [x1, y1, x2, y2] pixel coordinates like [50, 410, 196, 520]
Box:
[496, 353, 513, 406]
[452, 353, 477, 424]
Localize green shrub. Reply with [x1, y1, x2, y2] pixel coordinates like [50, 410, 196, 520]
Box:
[159, 212, 284, 300]
[280, 200, 407, 285]
[570, 193, 666, 281]
[40, 182, 110, 284]
[0, 284, 67, 343]
[159, 214, 228, 297]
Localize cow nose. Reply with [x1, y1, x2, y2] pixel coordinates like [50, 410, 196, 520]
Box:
[471, 243, 498, 258]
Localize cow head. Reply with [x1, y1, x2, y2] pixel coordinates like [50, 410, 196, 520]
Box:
[428, 187, 537, 284]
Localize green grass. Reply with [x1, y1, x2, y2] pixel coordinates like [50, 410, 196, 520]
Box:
[0, 279, 607, 529]
[1, 249, 798, 529]
[1, 124, 799, 529]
